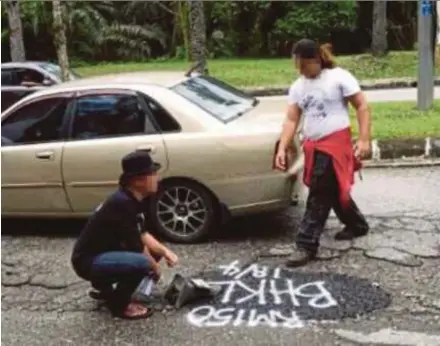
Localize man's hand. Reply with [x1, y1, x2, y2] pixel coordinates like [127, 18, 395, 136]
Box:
[274, 148, 287, 171]
[150, 259, 161, 280]
[354, 139, 370, 159]
[163, 249, 179, 267]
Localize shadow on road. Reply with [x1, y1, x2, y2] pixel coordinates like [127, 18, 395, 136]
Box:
[1, 218, 87, 238]
[1, 207, 302, 242]
[214, 208, 300, 243]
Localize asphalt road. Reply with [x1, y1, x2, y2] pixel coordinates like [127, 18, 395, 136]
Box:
[2, 166, 440, 346]
[260, 86, 440, 103]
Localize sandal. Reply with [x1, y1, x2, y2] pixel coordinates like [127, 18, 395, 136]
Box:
[116, 303, 154, 320]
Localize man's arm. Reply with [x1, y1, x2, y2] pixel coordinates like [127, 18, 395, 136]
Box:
[279, 104, 302, 152]
[140, 232, 166, 257]
[339, 68, 371, 143]
[140, 232, 178, 267]
[279, 80, 302, 153]
[347, 92, 371, 142]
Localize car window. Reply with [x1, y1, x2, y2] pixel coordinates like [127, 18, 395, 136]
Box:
[37, 62, 78, 81]
[1, 98, 68, 146]
[1, 69, 16, 86]
[17, 68, 45, 85]
[170, 75, 258, 123]
[71, 94, 152, 140]
[141, 95, 180, 133]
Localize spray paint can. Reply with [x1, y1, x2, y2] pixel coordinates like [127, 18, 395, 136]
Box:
[137, 276, 154, 296]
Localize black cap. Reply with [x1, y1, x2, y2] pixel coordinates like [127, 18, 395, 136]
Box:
[291, 39, 319, 59]
[119, 150, 161, 184]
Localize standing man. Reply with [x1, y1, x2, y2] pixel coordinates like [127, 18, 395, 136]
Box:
[274, 39, 371, 268]
[71, 151, 178, 320]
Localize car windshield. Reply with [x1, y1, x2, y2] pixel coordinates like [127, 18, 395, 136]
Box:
[37, 62, 80, 80]
[170, 75, 258, 123]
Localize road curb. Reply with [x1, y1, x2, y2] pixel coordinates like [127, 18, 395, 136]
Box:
[244, 78, 440, 97]
[367, 137, 440, 161]
[362, 158, 440, 169]
[293, 137, 440, 170]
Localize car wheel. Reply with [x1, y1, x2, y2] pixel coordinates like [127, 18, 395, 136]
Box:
[149, 180, 217, 243]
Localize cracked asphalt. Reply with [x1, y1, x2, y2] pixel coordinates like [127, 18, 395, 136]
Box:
[2, 166, 440, 346]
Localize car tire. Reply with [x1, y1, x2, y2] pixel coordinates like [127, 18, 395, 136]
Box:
[149, 179, 217, 244]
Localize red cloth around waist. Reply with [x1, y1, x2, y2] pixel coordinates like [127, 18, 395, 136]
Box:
[302, 127, 362, 208]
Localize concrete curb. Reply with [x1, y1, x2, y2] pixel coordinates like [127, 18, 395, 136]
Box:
[363, 158, 440, 169]
[244, 77, 440, 97]
[293, 137, 440, 170]
[367, 137, 440, 161]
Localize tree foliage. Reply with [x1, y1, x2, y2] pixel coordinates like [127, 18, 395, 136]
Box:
[1, 0, 420, 63]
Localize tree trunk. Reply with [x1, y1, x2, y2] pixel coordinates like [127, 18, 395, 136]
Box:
[371, 0, 388, 56]
[52, 0, 70, 81]
[188, 0, 207, 74]
[5, 0, 25, 61]
[178, 1, 190, 61]
[434, 1, 440, 67]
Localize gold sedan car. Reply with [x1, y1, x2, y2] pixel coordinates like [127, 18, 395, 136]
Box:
[1, 72, 303, 243]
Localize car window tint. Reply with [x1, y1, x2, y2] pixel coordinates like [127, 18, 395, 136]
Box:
[1, 69, 15, 86]
[1, 98, 68, 146]
[170, 75, 256, 123]
[142, 95, 180, 133]
[71, 94, 148, 140]
[17, 68, 45, 85]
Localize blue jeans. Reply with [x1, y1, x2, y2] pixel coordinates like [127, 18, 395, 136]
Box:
[90, 251, 153, 315]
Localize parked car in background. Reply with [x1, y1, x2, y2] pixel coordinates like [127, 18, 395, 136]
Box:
[1, 61, 79, 111]
[1, 71, 303, 243]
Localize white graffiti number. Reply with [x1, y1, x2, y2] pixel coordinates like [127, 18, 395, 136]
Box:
[186, 261, 338, 329]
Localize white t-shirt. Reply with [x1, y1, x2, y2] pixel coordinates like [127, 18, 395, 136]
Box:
[287, 67, 361, 140]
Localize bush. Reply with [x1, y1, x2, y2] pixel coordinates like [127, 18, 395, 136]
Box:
[273, 1, 357, 45]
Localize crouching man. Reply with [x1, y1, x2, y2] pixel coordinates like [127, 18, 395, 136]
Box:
[71, 151, 178, 320]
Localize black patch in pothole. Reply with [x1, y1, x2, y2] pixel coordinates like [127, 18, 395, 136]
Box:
[186, 260, 391, 328]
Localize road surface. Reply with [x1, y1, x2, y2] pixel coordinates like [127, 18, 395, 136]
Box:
[259, 86, 440, 103]
[2, 167, 440, 345]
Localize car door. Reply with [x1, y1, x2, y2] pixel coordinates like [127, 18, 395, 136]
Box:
[1, 67, 46, 111]
[62, 89, 169, 213]
[1, 93, 74, 214]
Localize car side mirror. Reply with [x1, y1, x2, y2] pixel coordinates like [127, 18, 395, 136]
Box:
[42, 79, 54, 86]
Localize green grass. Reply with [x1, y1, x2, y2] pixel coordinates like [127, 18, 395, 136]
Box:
[75, 51, 440, 88]
[349, 100, 440, 140]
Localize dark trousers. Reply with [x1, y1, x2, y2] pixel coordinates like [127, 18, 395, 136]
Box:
[90, 251, 153, 315]
[296, 151, 369, 253]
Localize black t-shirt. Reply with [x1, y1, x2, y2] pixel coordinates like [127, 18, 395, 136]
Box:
[71, 188, 148, 279]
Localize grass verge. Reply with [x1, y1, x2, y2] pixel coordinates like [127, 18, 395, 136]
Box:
[75, 51, 440, 88]
[350, 100, 440, 140]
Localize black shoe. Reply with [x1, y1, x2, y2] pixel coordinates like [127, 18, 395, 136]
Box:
[334, 226, 368, 241]
[89, 289, 113, 301]
[285, 248, 317, 268]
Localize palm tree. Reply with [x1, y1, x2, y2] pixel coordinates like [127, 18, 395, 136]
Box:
[371, 0, 388, 56]
[4, 0, 25, 61]
[188, 1, 207, 74]
[18, 1, 167, 61]
[52, 0, 69, 81]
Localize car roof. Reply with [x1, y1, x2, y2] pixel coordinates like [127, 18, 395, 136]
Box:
[2, 71, 195, 111]
[1, 61, 47, 69]
[37, 71, 190, 93]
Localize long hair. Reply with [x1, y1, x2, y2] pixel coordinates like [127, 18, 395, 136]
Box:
[319, 43, 336, 69]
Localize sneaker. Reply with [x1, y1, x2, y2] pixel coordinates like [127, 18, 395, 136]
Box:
[285, 248, 317, 268]
[334, 226, 368, 241]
